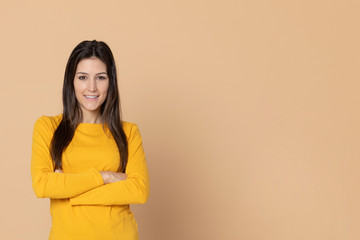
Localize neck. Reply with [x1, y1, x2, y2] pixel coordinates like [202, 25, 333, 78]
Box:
[81, 110, 102, 124]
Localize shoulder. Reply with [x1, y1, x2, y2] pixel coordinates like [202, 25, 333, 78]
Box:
[121, 121, 142, 141]
[33, 114, 63, 133]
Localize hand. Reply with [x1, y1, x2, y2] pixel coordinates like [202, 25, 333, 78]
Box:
[100, 171, 127, 184]
[55, 169, 64, 173]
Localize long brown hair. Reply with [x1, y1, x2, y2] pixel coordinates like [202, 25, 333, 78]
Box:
[50, 40, 128, 172]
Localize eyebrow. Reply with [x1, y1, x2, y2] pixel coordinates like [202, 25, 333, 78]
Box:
[76, 72, 108, 75]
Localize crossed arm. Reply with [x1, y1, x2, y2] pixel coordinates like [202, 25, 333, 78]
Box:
[30, 116, 149, 205]
[54, 168, 127, 185]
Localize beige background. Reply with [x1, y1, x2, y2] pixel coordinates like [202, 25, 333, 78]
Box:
[1, 0, 360, 239]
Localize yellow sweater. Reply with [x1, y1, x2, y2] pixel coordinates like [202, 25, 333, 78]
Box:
[31, 114, 149, 240]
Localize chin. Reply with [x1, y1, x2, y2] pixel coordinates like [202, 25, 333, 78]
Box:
[80, 104, 102, 112]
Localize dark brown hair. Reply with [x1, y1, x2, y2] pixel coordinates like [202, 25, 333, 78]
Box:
[50, 40, 128, 172]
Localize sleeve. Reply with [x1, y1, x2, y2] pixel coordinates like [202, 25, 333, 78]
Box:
[69, 124, 150, 205]
[30, 116, 104, 199]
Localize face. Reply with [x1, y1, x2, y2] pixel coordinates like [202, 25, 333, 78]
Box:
[74, 57, 109, 119]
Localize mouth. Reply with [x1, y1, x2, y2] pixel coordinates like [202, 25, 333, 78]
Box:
[84, 95, 99, 99]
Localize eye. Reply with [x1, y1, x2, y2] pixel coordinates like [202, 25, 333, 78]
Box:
[97, 75, 107, 80]
[78, 75, 87, 80]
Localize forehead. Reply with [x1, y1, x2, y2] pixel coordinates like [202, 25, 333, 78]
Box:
[76, 58, 107, 73]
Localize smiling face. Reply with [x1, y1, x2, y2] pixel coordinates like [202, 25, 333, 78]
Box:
[73, 57, 109, 121]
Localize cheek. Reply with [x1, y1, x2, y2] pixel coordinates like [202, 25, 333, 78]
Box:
[73, 81, 83, 95]
[101, 82, 110, 97]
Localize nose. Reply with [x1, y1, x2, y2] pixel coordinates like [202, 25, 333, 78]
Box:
[88, 78, 97, 92]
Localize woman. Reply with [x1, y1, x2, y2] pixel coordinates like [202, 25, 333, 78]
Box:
[30, 40, 149, 240]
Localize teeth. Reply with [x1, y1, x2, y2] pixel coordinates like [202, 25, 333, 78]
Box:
[85, 95, 98, 99]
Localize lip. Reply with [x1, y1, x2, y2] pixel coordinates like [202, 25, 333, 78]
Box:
[84, 95, 99, 100]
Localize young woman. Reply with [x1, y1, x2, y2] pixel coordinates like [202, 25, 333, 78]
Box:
[30, 40, 149, 240]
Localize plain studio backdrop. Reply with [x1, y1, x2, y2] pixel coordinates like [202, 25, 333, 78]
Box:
[1, 0, 360, 239]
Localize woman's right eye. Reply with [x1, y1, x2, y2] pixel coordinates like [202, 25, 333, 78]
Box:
[78, 76, 87, 80]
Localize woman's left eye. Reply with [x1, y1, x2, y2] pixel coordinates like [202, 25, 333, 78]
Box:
[97, 76, 107, 80]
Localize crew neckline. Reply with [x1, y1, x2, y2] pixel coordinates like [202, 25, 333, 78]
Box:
[79, 122, 103, 125]
[77, 122, 104, 128]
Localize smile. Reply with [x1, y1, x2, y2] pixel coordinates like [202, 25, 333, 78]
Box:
[84, 95, 99, 99]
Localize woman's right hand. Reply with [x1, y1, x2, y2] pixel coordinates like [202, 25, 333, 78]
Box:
[99, 171, 127, 184]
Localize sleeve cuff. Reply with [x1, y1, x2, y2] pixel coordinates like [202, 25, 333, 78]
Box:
[89, 167, 104, 186]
